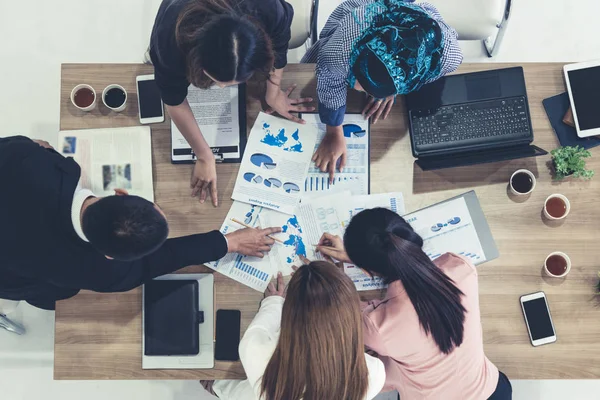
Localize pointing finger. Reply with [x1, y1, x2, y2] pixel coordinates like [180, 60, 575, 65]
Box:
[262, 226, 283, 235]
[210, 181, 219, 207]
[328, 161, 336, 183]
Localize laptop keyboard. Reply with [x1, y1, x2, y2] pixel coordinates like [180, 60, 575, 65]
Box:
[410, 96, 532, 150]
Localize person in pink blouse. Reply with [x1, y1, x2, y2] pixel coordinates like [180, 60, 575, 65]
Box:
[318, 207, 512, 400]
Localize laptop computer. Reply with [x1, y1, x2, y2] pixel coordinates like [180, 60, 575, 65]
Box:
[405, 67, 547, 170]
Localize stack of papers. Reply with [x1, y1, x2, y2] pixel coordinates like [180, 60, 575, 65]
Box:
[208, 112, 379, 292]
[208, 114, 491, 292]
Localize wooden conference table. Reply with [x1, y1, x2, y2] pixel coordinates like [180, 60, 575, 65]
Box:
[55, 63, 600, 380]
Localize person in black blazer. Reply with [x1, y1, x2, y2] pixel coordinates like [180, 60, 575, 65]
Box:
[0, 136, 280, 310]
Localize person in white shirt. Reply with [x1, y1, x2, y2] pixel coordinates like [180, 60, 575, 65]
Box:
[207, 261, 386, 400]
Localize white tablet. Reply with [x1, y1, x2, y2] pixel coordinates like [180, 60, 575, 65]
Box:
[564, 60, 600, 138]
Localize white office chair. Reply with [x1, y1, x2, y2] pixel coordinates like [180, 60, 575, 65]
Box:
[427, 0, 512, 57]
[287, 0, 318, 49]
[287, 0, 511, 57]
[0, 300, 25, 335]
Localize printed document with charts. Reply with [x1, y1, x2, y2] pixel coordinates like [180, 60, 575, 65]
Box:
[58, 126, 154, 201]
[404, 197, 486, 264]
[301, 113, 370, 197]
[231, 113, 318, 215]
[295, 192, 405, 291]
[207, 201, 308, 292]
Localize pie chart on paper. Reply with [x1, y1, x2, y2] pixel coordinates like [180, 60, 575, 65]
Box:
[264, 178, 282, 188]
[283, 182, 300, 194]
[243, 172, 256, 182]
[250, 153, 277, 169]
[343, 124, 367, 138]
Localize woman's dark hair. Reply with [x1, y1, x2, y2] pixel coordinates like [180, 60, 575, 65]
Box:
[344, 208, 466, 354]
[176, 0, 274, 88]
[82, 195, 169, 261]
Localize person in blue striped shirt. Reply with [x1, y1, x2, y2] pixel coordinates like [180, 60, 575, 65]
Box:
[303, 0, 462, 180]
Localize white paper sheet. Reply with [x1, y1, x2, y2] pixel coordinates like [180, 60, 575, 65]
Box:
[405, 197, 486, 264]
[258, 210, 307, 276]
[295, 192, 349, 260]
[232, 113, 318, 215]
[206, 202, 275, 292]
[58, 126, 154, 201]
[302, 113, 369, 197]
[211, 202, 307, 281]
[171, 85, 241, 162]
[335, 193, 406, 291]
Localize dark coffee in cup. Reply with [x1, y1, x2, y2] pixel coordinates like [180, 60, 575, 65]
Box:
[102, 84, 127, 112]
[105, 87, 126, 108]
[511, 172, 534, 194]
[509, 169, 536, 196]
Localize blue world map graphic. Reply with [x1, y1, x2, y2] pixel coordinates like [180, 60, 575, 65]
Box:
[261, 122, 303, 153]
[281, 215, 306, 264]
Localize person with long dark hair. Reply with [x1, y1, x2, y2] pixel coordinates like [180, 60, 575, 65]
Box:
[150, 0, 314, 206]
[206, 264, 385, 399]
[317, 208, 512, 400]
[302, 0, 462, 182]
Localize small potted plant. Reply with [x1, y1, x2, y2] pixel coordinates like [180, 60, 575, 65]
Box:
[550, 145, 594, 180]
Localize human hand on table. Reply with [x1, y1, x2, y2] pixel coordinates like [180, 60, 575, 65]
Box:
[265, 84, 315, 124]
[363, 95, 396, 124]
[265, 271, 286, 298]
[225, 227, 282, 258]
[316, 233, 351, 264]
[312, 125, 347, 183]
[191, 152, 218, 207]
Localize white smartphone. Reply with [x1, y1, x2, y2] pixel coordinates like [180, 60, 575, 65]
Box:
[520, 291, 557, 347]
[136, 74, 165, 124]
[563, 60, 600, 138]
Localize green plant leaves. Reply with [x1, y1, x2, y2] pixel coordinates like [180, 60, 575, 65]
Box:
[550, 145, 594, 180]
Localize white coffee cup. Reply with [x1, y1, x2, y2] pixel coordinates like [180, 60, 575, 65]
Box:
[543, 194, 570, 220]
[70, 84, 97, 111]
[509, 169, 536, 195]
[102, 84, 128, 112]
[544, 251, 571, 278]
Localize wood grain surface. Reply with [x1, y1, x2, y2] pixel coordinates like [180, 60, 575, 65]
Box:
[55, 63, 600, 380]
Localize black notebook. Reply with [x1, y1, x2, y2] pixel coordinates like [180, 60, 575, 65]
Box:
[144, 280, 201, 356]
[542, 92, 600, 149]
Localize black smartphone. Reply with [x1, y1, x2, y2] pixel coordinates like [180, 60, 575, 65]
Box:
[215, 309, 241, 361]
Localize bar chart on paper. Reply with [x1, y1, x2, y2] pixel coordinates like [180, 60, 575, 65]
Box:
[302, 113, 370, 197]
[231, 258, 270, 287]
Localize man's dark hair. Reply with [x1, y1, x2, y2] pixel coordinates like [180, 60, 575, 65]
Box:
[82, 195, 169, 261]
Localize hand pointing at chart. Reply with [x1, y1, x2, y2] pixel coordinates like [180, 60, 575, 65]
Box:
[312, 125, 347, 183]
[225, 227, 282, 258]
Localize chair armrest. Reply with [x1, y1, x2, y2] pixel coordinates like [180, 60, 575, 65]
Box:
[426, 0, 506, 40]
